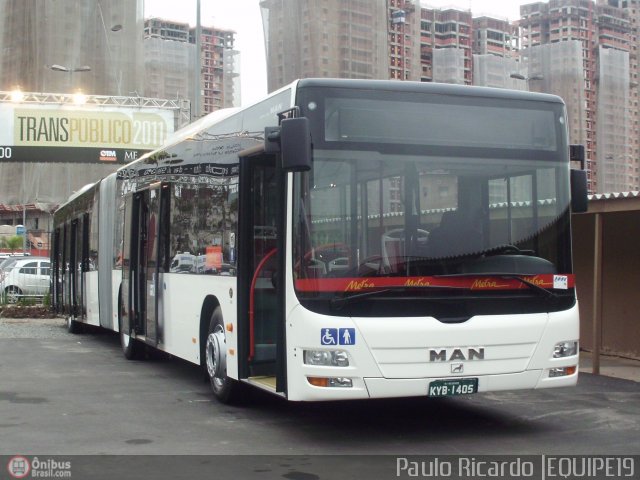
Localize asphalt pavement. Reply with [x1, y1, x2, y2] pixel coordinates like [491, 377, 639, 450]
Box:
[0, 316, 639, 476]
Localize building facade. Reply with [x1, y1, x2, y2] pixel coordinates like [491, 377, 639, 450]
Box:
[422, 7, 474, 85]
[144, 18, 195, 110]
[388, 0, 422, 81]
[609, 0, 640, 192]
[520, 0, 633, 193]
[260, 0, 390, 91]
[261, 0, 477, 88]
[191, 26, 240, 113]
[144, 18, 239, 117]
[0, 0, 143, 96]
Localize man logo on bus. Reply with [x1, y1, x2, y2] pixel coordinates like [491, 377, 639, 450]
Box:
[429, 348, 485, 362]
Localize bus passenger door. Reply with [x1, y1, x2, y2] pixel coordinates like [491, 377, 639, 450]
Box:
[69, 219, 78, 317]
[124, 187, 162, 344]
[238, 153, 285, 391]
[143, 187, 163, 345]
[123, 192, 146, 339]
[80, 213, 90, 319]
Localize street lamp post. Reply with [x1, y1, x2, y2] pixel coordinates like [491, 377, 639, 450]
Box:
[194, 0, 202, 119]
[49, 65, 91, 73]
[96, 0, 123, 95]
[48, 64, 92, 91]
[510, 72, 544, 91]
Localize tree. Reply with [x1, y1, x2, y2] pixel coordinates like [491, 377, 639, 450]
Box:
[6, 236, 23, 253]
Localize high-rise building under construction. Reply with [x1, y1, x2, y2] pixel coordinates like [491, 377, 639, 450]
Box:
[520, 0, 634, 193]
[143, 18, 240, 115]
[0, 0, 144, 96]
[260, 0, 390, 92]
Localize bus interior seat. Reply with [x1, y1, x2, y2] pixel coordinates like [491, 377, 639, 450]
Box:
[428, 211, 481, 258]
[382, 228, 429, 273]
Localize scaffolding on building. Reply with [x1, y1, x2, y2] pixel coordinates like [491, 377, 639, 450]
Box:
[473, 54, 524, 89]
[433, 48, 466, 84]
[521, 41, 587, 164]
[0, 0, 144, 97]
[144, 37, 195, 109]
[597, 46, 631, 193]
[260, 0, 390, 91]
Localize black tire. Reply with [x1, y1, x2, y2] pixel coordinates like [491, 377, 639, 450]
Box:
[118, 290, 140, 360]
[205, 306, 238, 403]
[5, 286, 21, 304]
[66, 315, 83, 334]
[120, 327, 140, 360]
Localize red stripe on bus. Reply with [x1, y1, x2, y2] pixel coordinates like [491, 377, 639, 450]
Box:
[295, 274, 575, 292]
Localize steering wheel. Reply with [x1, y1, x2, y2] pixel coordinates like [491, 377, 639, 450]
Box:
[485, 244, 523, 256]
[357, 255, 385, 276]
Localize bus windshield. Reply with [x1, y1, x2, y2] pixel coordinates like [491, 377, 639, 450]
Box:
[292, 86, 573, 315]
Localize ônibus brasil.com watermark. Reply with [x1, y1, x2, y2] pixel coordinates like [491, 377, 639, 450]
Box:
[396, 456, 636, 479]
[7, 456, 71, 479]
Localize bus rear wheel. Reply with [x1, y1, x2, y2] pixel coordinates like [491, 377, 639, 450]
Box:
[205, 307, 237, 403]
[120, 328, 140, 360]
[118, 290, 140, 360]
[66, 316, 82, 334]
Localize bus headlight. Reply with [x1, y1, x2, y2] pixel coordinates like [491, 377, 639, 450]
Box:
[304, 349, 350, 367]
[553, 340, 578, 358]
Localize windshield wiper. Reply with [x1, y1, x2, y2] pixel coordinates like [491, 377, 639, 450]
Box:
[436, 273, 559, 299]
[505, 274, 559, 299]
[329, 283, 467, 310]
[330, 288, 395, 310]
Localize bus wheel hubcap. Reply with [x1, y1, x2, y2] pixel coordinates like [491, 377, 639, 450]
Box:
[206, 325, 227, 381]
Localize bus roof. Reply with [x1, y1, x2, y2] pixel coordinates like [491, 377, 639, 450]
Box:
[116, 78, 565, 176]
[295, 78, 565, 105]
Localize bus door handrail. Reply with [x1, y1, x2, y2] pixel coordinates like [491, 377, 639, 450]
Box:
[248, 248, 277, 361]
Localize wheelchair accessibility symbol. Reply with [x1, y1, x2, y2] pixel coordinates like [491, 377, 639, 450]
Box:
[321, 328, 356, 345]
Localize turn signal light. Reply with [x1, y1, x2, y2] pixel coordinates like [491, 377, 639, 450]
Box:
[307, 377, 353, 388]
[307, 377, 328, 387]
[548, 366, 577, 377]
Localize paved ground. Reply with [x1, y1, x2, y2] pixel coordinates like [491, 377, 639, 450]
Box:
[0, 317, 638, 478]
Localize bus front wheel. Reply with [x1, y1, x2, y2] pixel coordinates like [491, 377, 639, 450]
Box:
[206, 307, 237, 403]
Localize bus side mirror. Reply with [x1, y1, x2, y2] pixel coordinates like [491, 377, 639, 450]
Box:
[570, 144, 585, 170]
[570, 169, 588, 213]
[267, 117, 312, 172]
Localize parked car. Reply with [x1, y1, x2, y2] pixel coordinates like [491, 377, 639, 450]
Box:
[0, 256, 50, 303]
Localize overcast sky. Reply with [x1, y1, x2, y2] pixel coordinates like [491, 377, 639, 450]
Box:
[145, 0, 528, 105]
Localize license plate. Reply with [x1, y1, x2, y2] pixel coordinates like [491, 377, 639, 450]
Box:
[428, 378, 478, 397]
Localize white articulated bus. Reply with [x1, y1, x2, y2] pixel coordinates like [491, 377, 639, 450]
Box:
[52, 79, 588, 403]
